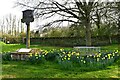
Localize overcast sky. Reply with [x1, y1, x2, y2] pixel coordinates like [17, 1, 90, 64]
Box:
[0, 0, 117, 18]
[0, 0, 38, 30]
[0, 0, 22, 18]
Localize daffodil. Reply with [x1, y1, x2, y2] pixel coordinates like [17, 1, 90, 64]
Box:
[29, 53, 32, 57]
[102, 57, 105, 60]
[108, 54, 111, 59]
[35, 53, 38, 56]
[111, 57, 113, 58]
[76, 53, 80, 56]
[67, 54, 71, 57]
[83, 61, 86, 63]
[116, 50, 119, 53]
[113, 53, 115, 56]
[72, 52, 74, 55]
[69, 52, 71, 54]
[68, 58, 70, 60]
[89, 55, 92, 57]
[63, 52, 66, 54]
[105, 55, 107, 57]
[39, 55, 41, 57]
[60, 48, 63, 51]
[36, 56, 39, 59]
[64, 57, 66, 60]
[97, 58, 99, 61]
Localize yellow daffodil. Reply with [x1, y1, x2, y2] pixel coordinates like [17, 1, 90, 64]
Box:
[72, 52, 74, 55]
[77, 56, 79, 59]
[83, 61, 86, 63]
[35, 53, 38, 56]
[116, 50, 119, 53]
[103, 57, 105, 59]
[67, 54, 71, 57]
[105, 55, 107, 57]
[81, 60, 83, 62]
[36, 56, 39, 59]
[113, 53, 115, 56]
[108, 54, 111, 59]
[90, 55, 92, 57]
[63, 52, 66, 54]
[60, 49, 63, 51]
[64, 57, 66, 60]
[29, 53, 32, 57]
[97, 58, 99, 61]
[76, 53, 80, 56]
[68, 58, 70, 60]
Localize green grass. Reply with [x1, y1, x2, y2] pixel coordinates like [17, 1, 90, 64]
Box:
[0, 41, 72, 53]
[0, 41, 119, 53]
[101, 44, 119, 51]
[2, 61, 119, 78]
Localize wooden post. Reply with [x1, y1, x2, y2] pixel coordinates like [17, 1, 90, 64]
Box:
[26, 23, 30, 48]
[21, 9, 34, 48]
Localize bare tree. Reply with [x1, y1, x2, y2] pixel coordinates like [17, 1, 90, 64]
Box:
[0, 14, 24, 37]
[16, 0, 100, 46]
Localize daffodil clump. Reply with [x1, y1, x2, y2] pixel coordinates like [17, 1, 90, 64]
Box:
[39, 49, 119, 69]
[59, 49, 119, 68]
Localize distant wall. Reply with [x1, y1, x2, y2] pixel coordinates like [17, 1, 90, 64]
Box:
[29, 36, 118, 47]
[2, 35, 118, 46]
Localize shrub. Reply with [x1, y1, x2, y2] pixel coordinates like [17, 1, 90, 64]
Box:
[2, 53, 12, 61]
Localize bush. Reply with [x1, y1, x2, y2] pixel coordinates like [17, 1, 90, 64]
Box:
[2, 53, 12, 61]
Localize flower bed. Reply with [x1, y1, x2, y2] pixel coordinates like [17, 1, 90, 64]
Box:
[2, 49, 119, 70]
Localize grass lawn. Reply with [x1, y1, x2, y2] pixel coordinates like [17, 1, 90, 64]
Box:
[2, 61, 119, 78]
[0, 41, 72, 53]
[1, 41, 120, 78]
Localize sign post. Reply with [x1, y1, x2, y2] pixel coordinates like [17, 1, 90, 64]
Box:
[21, 9, 34, 48]
[26, 23, 30, 48]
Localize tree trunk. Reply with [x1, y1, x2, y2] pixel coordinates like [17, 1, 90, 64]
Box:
[85, 19, 91, 46]
[109, 36, 112, 44]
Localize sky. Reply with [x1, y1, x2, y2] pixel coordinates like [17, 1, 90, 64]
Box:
[0, 0, 117, 18]
[0, 0, 37, 30]
[0, 0, 22, 18]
